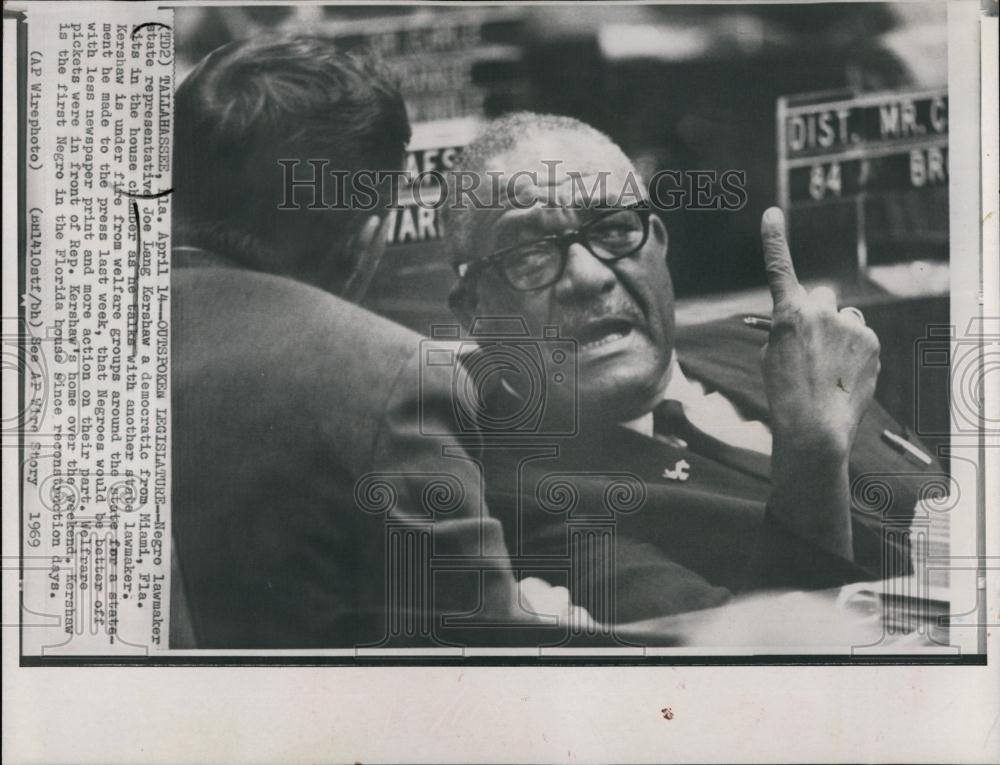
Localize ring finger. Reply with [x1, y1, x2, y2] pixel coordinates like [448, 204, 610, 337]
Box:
[839, 306, 866, 326]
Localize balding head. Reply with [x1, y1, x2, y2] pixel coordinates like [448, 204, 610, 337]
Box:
[443, 113, 643, 265]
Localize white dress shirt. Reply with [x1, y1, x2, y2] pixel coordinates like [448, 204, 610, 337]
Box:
[621, 357, 773, 455]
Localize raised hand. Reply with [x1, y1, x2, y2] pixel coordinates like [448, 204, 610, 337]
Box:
[758, 207, 882, 557]
[760, 207, 881, 453]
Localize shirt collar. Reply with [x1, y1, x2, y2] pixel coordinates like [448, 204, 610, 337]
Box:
[492, 352, 692, 439]
[621, 356, 692, 437]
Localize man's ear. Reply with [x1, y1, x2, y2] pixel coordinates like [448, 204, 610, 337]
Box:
[340, 214, 391, 303]
[448, 278, 478, 330]
[649, 212, 669, 260]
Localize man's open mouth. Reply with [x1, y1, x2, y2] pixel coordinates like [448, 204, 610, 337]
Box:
[574, 318, 635, 350]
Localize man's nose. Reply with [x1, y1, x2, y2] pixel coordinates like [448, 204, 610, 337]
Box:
[552, 242, 616, 301]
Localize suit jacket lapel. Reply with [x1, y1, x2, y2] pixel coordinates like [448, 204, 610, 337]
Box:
[675, 320, 771, 423]
[670, 323, 773, 480]
[686, 427, 771, 481]
[557, 420, 770, 499]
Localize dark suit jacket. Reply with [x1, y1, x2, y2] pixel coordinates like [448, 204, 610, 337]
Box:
[171, 250, 522, 648]
[479, 319, 943, 624]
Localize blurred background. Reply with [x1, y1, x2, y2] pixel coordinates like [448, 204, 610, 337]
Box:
[174, 3, 951, 446]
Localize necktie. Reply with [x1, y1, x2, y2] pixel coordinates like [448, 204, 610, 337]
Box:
[654, 399, 705, 449]
[654, 399, 771, 479]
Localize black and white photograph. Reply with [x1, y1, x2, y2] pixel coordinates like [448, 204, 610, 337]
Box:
[3, 1, 997, 763]
[167, 3, 963, 654]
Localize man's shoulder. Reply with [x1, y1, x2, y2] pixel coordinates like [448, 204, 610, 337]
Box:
[674, 316, 768, 413]
[172, 262, 427, 421]
[675, 316, 762, 367]
[175, 263, 423, 364]
[176, 263, 414, 342]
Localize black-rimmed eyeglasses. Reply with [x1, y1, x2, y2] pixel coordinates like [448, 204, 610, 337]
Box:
[454, 205, 652, 292]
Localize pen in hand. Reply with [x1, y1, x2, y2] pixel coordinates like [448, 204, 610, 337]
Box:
[743, 315, 772, 331]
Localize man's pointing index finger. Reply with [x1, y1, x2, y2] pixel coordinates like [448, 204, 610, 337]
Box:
[761, 207, 802, 308]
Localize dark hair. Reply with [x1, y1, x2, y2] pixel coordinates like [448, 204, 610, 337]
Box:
[174, 35, 411, 284]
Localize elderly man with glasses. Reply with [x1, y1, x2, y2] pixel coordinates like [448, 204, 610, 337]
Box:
[442, 112, 940, 625]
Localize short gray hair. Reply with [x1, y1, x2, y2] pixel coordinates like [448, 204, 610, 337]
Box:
[442, 112, 624, 265]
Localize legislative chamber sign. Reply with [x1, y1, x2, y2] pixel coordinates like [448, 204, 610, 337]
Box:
[777, 88, 949, 208]
[325, 7, 528, 248]
[326, 7, 528, 328]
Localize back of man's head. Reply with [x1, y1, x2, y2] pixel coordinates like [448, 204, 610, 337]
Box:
[174, 35, 411, 294]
